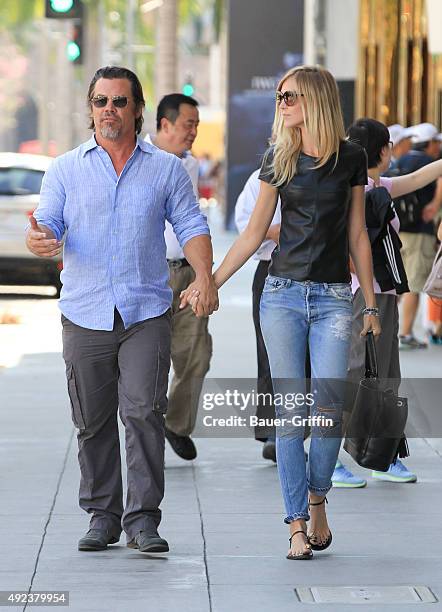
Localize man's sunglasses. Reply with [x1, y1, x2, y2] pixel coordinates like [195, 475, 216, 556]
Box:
[91, 95, 129, 108]
[275, 90, 304, 106]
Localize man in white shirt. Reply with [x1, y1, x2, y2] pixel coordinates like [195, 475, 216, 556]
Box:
[147, 93, 211, 460]
[235, 169, 281, 462]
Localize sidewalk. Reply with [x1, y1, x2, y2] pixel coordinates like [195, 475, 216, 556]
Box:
[1, 217, 442, 611]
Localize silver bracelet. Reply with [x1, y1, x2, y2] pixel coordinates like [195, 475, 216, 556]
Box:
[362, 307, 379, 316]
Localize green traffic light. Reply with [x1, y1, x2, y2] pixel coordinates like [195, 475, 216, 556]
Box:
[50, 0, 74, 12]
[182, 84, 194, 96]
[66, 40, 81, 62]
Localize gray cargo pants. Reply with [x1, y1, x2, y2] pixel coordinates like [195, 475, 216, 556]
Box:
[62, 309, 171, 541]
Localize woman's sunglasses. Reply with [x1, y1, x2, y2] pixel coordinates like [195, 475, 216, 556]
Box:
[275, 90, 304, 106]
[91, 95, 129, 108]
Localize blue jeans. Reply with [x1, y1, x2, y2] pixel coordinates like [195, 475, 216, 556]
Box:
[260, 276, 353, 523]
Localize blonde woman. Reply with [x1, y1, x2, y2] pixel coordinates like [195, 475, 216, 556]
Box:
[182, 66, 380, 559]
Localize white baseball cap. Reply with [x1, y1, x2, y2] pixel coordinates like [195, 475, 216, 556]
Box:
[388, 124, 416, 147]
[411, 122, 442, 144]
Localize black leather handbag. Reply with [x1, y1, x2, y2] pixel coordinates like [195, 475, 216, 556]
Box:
[343, 332, 409, 471]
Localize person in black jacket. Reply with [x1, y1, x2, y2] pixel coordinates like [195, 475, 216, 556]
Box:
[394, 123, 442, 349]
[343, 118, 442, 484]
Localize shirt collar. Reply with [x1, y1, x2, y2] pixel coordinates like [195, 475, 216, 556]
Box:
[80, 134, 154, 157]
[80, 135, 99, 157]
[136, 136, 155, 154]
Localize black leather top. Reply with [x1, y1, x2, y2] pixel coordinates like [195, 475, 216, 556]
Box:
[259, 140, 367, 283]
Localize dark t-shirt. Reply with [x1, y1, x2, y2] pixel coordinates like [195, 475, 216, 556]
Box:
[259, 140, 367, 283]
[393, 150, 436, 235]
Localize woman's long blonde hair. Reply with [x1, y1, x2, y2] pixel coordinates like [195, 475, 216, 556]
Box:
[269, 65, 346, 186]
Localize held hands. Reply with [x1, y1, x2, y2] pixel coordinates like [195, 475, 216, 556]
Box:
[26, 216, 62, 258]
[179, 274, 219, 317]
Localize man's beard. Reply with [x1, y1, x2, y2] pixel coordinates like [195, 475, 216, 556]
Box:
[99, 122, 121, 140]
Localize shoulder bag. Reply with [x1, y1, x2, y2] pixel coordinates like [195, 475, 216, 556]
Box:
[423, 243, 442, 299]
[343, 332, 409, 471]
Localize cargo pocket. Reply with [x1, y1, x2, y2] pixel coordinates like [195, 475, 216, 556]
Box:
[152, 349, 170, 414]
[66, 364, 86, 430]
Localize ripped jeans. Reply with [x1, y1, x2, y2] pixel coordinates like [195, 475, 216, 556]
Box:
[260, 276, 353, 523]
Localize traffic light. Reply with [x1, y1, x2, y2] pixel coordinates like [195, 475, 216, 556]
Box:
[45, 0, 82, 19]
[66, 22, 83, 64]
[182, 75, 195, 97]
[45, 0, 84, 64]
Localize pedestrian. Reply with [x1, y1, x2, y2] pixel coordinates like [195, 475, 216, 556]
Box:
[146, 93, 212, 461]
[427, 220, 442, 344]
[25, 66, 217, 554]
[394, 123, 442, 349]
[183, 65, 381, 560]
[427, 297, 442, 343]
[336, 118, 442, 486]
[198, 153, 215, 201]
[387, 124, 415, 166]
[235, 168, 281, 462]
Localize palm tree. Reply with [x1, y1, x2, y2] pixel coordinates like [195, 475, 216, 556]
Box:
[155, 0, 178, 99]
[155, 0, 223, 99]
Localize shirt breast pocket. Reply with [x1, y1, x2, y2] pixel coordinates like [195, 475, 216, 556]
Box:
[122, 185, 165, 238]
[64, 184, 111, 228]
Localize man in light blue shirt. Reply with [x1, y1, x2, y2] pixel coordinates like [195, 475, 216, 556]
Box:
[26, 66, 218, 554]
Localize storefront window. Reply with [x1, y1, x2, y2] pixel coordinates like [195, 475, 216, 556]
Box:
[357, 0, 442, 126]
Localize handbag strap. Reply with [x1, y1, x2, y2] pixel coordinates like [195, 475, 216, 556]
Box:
[365, 331, 378, 379]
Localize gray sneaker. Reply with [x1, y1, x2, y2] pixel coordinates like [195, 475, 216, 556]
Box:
[399, 335, 428, 350]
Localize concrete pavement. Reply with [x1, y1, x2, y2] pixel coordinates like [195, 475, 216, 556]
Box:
[1, 215, 442, 611]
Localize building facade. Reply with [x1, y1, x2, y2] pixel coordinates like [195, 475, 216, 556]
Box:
[357, 0, 442, 127]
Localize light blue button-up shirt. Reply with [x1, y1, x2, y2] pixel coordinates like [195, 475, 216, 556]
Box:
[34, 135, 210, 330]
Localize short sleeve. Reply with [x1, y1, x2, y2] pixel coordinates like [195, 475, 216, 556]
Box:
[379, 176, 393, 194]
[258, 147, 275, 184]
[350, 147, 368, 187]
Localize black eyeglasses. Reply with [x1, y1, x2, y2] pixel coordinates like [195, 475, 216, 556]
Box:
[91, 95, 129, 108]
[275, 90, 304, 106]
